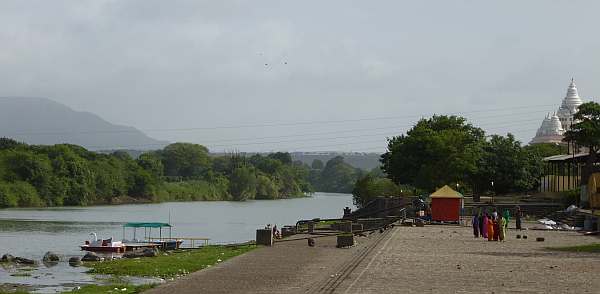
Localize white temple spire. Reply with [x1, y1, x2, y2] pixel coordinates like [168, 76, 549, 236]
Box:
[531, 78, 585, 144]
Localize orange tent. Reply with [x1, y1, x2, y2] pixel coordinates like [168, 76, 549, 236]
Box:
[430, 185, 463, 222]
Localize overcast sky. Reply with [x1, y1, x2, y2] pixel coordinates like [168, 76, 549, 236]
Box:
[1, 0, 599, 152]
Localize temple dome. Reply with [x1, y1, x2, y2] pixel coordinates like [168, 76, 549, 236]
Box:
[548, 113, 564, 136]
[530, 78, 585, 145]
[558, 78, 584, 117]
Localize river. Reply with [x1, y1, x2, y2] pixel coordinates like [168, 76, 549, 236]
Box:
[0, 192, 354, 292]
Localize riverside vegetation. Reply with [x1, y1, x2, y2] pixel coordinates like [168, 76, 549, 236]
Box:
[67, 245, 256, 294]
[0, 138, 372, 208]
[0, 139, 314, 208]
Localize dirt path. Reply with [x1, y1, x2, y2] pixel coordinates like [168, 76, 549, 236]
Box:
[144, 232, 387, 294]
[146, 225, 599, 294]
[334, 225, 600, 294]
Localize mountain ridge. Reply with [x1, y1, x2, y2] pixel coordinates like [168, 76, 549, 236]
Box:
[0, 97, 168, 150]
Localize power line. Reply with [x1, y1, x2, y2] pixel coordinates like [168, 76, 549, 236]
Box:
[79, 114, 547, 151]
[82, 117, 544, 150]
[3, 104, 556, 136]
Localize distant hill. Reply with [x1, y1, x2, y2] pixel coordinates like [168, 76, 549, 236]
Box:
[290, 152, 382, 170]
[0, 97, 168, 150]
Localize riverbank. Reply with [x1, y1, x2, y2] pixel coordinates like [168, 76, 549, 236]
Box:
[63, 245, 256, 294]
[145, 232, 387, 294]
[86, 245, 256, 278]
[148, 223, 600, 294]
[0, 193, 354, 292]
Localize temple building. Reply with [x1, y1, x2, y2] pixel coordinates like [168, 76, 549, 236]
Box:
[530, 79, 585, 144]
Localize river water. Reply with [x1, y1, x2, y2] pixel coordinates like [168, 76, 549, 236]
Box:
[0, 193, 354, 292]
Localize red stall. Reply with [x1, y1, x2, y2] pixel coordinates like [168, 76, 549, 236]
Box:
[430, 185, 463, 222]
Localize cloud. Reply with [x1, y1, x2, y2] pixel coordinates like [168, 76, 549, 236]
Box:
[1, 0, 600, 151]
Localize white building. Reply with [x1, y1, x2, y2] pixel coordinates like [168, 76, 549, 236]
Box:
[530, 79, 585, 145]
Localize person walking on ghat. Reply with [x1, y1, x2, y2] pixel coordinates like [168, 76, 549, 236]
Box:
[515, 206, 522, 230]
[472, 213, 480, 238]
[503, 209, 511, 228]
[493, 217, 500, 241]
[487, 214, 495, 241]
[482, 212, 489, 239]
[498, 215, 506, 241]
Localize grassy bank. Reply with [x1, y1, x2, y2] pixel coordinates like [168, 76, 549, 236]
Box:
[86, 245, 256, 278]
[547, 243, 600, 253]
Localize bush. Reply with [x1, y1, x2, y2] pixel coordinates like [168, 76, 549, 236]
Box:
[0, 181, 41, 208]
[0, 182, 18, 207]
[158, 180, 229, 202]
[11, 181, 42, 207]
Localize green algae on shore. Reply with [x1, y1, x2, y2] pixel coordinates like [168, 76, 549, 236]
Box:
[86, 245, 256, 278]
[547, 243, 600, 253]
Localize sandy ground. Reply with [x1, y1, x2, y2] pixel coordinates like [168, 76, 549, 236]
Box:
[146, 224, 599, 294]
[335, 225, 600, 294]
[145, 233, 384, 294]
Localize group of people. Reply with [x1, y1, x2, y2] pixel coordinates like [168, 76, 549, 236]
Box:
[471, 208, 513, 242]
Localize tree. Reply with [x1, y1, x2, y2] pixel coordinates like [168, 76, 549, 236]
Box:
[255, 175, 279, 199]
[318, 156, 360, 193]
[0, 138, 25, 150]
[137, 152, 164, 178]
[564, 102, 600, 200]
[524, 143, 566, 159]
[473, 134, 537, 194]
[159, 143, 212, 178]
[249, 154, 283, 174]
[352, 174, 402, 208]
[229, 166, 257, 201]
[381, 115, 485, 192]
[267, 152, 293, 165]
[311, 159, 324, 170]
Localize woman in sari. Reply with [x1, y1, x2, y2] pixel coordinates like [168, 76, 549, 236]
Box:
[493, 217, 500, 241]
[503, 210, 511, 229]
[487, 214, 494, 241]
[498, 216, 506, 241]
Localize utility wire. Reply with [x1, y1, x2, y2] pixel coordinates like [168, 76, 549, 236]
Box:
[3, 104, 556, 136]
[81, 116, 547, 150]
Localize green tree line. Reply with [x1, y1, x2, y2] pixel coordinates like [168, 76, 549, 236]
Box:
[0, 140, 314, 208]
[353, 114, 568, 207]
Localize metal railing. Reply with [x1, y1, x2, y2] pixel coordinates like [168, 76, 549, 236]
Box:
[147, 237, 210, 248]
